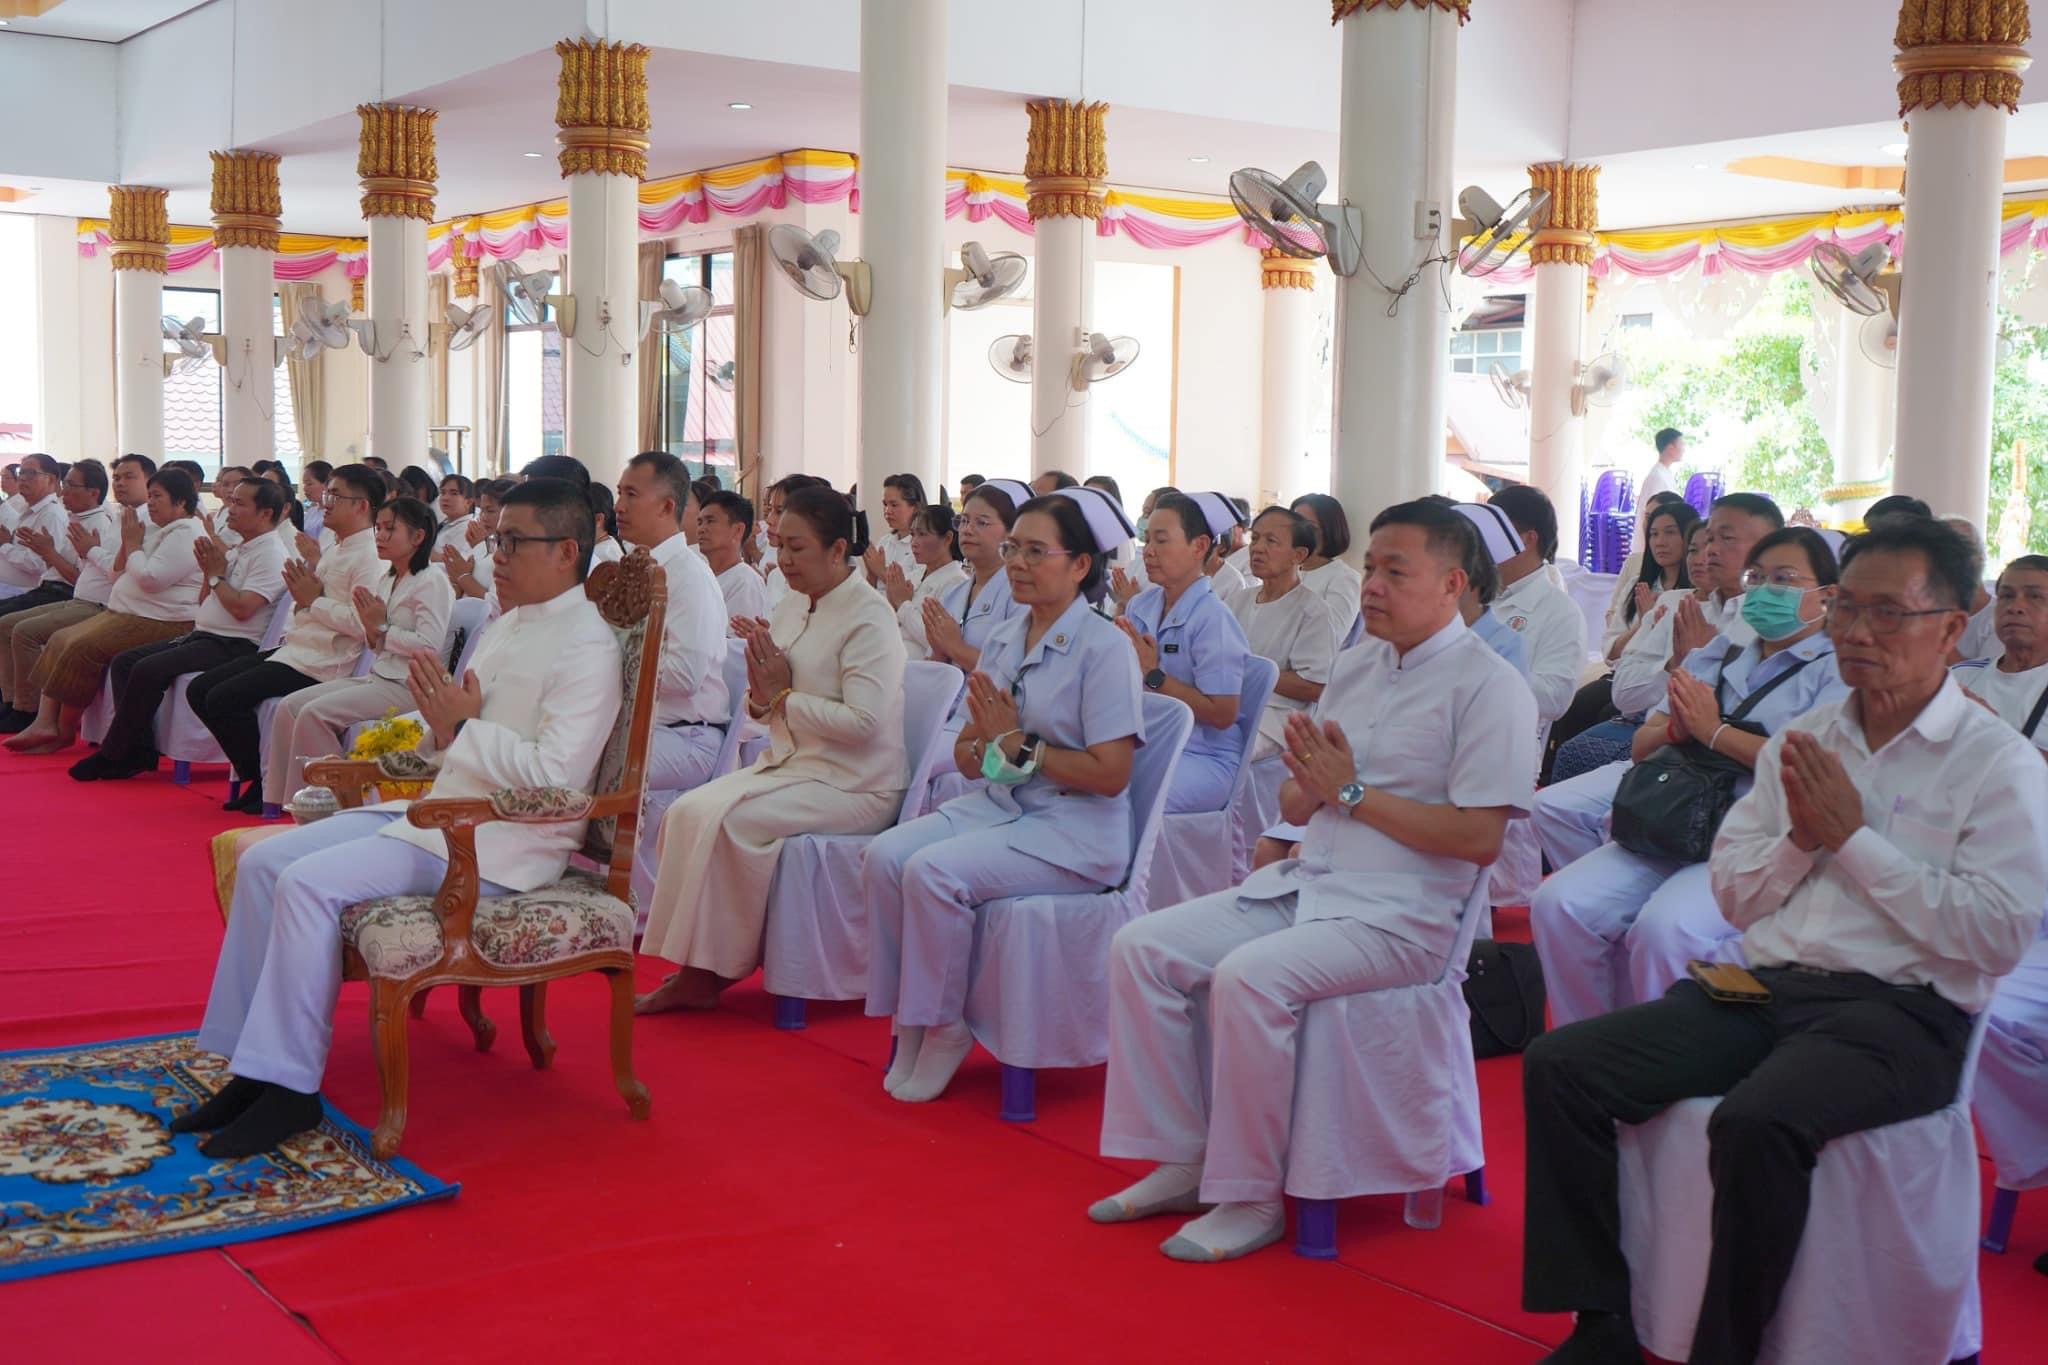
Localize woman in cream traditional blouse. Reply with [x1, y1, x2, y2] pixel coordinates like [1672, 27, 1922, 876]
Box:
[637, 483, 910, 1014]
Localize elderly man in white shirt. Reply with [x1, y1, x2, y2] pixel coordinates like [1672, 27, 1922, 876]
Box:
[0, 454, 74, 610]
[616, 451, 736, 910]
[186, 464, 388, 812]
[0, 457, 132, 730]
[1535, 493, 1783, 874]
[71, 478, 290, 781]
[1521, 517, 2048, 1365]
[1091, 500, 1537, 1263]
[183, 479, 624, 1158]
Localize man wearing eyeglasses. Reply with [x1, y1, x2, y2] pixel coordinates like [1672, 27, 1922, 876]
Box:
[184, 463, 387, 814]
[1522, 516, 2048, 1365]
[0, 454, 73, 612]
[187, 477, 623, 1158]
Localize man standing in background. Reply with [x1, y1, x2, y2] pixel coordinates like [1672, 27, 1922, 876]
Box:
[1639, 429, 1685, 532]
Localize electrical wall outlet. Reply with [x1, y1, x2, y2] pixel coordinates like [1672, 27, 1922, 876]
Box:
[1415, 201, 1443, 241]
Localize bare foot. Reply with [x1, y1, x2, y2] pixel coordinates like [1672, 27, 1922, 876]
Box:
[633, 967, 729, 1015]
[6, 732, 72, 755]
[3, 728, 58, 752]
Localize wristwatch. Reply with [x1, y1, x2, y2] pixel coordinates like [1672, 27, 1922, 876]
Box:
[1144, 667, 1167, 691]
[1337, 781, 1367, 812]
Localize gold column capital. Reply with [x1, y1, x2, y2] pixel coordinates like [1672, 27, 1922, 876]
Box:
[1895, 0, 2031, 114]
[1024, 99, 1108, 221]
[1259, 247, 1316, 291]
[357, 104, 439, 220]
[107, 184, 169, 273]
[349, 276, 366, 313]
[1332, 0, 1471, 25]
[555, 38, 652, 179]
[452, 253, 479, 301]
[1528, 162, 1600, 268]
[209, 150, 282, 251]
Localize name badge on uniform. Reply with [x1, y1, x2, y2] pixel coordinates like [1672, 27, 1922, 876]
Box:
[1164, 643, 1180, 654]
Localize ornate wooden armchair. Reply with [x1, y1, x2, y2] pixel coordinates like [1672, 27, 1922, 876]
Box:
[304, 551, 666, 1158]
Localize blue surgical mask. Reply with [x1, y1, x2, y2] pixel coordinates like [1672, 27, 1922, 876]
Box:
[1740, 583, 1817, 641]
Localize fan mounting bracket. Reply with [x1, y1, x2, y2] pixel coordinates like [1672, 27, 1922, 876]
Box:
[836, 261, 873, 317]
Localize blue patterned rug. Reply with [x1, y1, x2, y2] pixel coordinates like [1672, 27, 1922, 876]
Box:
[0, 1033, 456, 1282]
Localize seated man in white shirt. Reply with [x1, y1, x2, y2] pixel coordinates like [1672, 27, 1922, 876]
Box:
[698, 488, 769, 625]
[1537, 492, 1782, 872]
[615, 451, 734, 907]
[181, 479, 624, 1158]
[1091, 500, 1537, 1262]
[0, 454, 75, 614]
[72, 477, 289, 781]
[208, 466, 252, 548]
[0, 463, 22, 532]
[0, 457, 133, 731]
[1941, 514, 1998, 662]
[1521, 516, 2048, 1364]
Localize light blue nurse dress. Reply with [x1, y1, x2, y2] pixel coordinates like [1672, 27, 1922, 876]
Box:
[1125, 576, 1251, 814]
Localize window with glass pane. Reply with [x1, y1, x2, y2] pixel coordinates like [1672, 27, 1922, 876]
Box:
[504, 286, 565, 470]
[270, 296, 300, 459]
[659, 250, 738, 483]
[163, 287, 223, 466]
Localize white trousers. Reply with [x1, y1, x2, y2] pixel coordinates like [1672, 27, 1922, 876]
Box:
[196, 810, 510, 1093]
[1527, 841, 1680, 1028]
[1980, 938, 2048, 1189]
[1530, 760, 1629, 873]
[1622, 862, 1742, 1005]
[861, 808, 1098, 1027]
[628, 722, 726, 918]
[261, 674, 414, 805]
[1100, 891, 1440, 1203]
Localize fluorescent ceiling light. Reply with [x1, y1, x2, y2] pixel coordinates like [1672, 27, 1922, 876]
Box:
[1188, 155, 1210, 164]
[523, 151, 543, 158]
[1882, 142, 1909, 157]
[728, 102, 753, 111]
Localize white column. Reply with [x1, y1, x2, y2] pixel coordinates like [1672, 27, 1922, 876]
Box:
[1523, 164, 1598, 562]
[858, 0, 948, 513]
[1330, 0, 1460, 553]
[366, 215, 431, 469]
[114, 272, 164, 459]
[1258, 250, 1316, 505]
[563, 170, 639, 483]
[1826, 302, 1898, 523]
[1023, 99, 1108, 483]
[1890, 6, 2030, 527]
[108, 184, 170, 459]
[219, 245, 277, 468]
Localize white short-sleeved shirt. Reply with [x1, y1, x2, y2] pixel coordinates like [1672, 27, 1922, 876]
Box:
[878, 531, 924, 589]
[895, 558, 969, 660]
[1237, 615, 1538, 959]
[1300, 558, 1363, 645]
[1958, 599, 2000, 664]
[716, 559, 770, 627]
[1490, 566, 1589, 729]
[649, 533, 732, 727]
[1611, 588, 1755, 718]
[193, 530, 289, 641]
[1223, 579, 1338, 748]
[1963, 656, 2048, 752]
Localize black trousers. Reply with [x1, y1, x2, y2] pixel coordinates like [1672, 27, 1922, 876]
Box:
[1521, 970, 1971, 1365]
[99, 630, 256, 765]
[0, 581, 73, 621]
[1541, 674, 1618, 785]
[185, 652, 320, 782]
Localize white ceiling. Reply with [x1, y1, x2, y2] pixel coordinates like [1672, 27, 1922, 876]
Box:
[0, 0, 207, 43]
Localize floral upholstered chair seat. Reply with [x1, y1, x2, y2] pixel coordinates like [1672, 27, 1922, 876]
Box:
[341, 868, 635, 978]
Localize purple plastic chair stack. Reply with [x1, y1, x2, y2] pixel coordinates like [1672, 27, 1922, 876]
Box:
[1582, 470, 1633, 573]
[1683, 471, 1723, 522]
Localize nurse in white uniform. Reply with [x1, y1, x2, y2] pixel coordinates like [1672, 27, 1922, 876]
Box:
[862, 491, 1145, 1103]
[1290, 493, 1363, 646]
[861, 472, 927, 592]
[1223, 504, 1337, 763]
[1091, 499, 1536, 1262]
[1964, 554, 2048, 1202]
[1530, 527, 1848, 1028]
[888, 503, 970, 659]
[1122, 492, 1251, 815]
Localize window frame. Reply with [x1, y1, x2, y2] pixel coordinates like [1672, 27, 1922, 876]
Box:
[658, 249, 737, 482]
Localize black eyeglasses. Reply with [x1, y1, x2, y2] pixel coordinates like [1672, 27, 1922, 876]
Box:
[1824, 599, 1958, 636]
[486, 532, 572, 556]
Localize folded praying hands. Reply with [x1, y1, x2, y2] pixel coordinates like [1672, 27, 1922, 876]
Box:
[1780, 730, 1863, 853]
[734, 615, 792, 709]
[1279, 709, 1356, 810]
[407, 651, 483, 748]
[1114, 617, 1160, 672]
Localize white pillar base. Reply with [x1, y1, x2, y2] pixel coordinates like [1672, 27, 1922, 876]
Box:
[220, 244, 278, 469]
[1259, 281, 1316, 506]
[1031, 214, 1094, 481]
[366, 216, 431, 470]
[114, 269, 165, 459]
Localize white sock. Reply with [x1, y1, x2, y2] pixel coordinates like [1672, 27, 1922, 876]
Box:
[1162, 1200, 1285, 1261]
[891, 1019, 974, 1103]
[883, 1025, 923, 1094]
[1087, 1162, 1204, 1222]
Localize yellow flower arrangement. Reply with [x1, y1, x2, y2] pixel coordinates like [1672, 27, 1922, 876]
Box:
[348, 710, 430, 800]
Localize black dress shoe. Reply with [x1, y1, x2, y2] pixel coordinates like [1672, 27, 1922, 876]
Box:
[1538, 1312, 1640, 1365]
[169, 1076, 265, 1134]
[199, 1085, 324, 1159]
[68, 752, 112, 782]
[222, 787, 263, 814]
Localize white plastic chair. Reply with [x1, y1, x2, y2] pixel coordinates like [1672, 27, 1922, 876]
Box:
[952, 692, 1193, 1122]
[760, 661, 967, 1027]
[1145, 654, 1278, 909]
[628, 638, 752, 918]
[1616, 1011, 1991, 1365]
[1287, 872, 1495, 1257]
[1487, 721, 1552, 915]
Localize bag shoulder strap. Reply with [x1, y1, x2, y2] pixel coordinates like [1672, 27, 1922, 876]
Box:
[2024, 682, 2048, 740]
[1721, 650, 1817, 726]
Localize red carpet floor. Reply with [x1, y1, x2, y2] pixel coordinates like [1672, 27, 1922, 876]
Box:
[4, 751, 2046, 1362]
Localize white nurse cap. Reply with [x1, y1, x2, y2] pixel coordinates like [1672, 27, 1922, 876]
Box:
[1050, 485, 1137, 556]
[1455, 501, 1522, 565]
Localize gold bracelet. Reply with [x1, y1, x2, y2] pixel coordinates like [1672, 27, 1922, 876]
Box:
[749, 686, 794, 719]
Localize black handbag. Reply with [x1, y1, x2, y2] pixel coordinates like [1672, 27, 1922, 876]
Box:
[1466, 940, 1547, 1058]
[1610, 646, 1814, 864]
